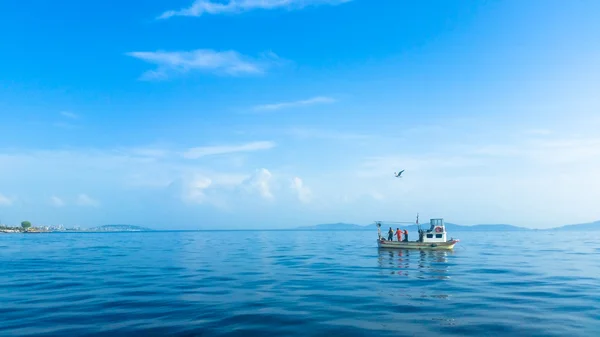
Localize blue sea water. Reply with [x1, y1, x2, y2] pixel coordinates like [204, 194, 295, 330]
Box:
[0, 230, 599, 336]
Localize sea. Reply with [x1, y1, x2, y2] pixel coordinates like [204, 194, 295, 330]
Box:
[0, 230, 599, 336]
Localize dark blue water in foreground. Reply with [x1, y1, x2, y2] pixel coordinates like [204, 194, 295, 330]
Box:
[1, 230, 599, 336]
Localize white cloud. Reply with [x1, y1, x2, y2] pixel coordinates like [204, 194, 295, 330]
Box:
[183, 141, 275, 159]
[158, 0, 351, 19]
[344, 133, 600, 227]
[356, 155, 481, 179]
[469, 137, 600, 165]
[55, 111, 81, 129]
[290, 177, 311, 203]
[252, 96, 336, 112]
[357, 136, 600, 180]
[60, 111, 79, 119]
[50, 196, 65, 207]
[2, 128, 598, 229]
[76, 194, 99, 207]
[182, 176, 213, 204]
[169, 170, 266, 208]
[0, 144, 308, 226]
[0, 193, 13, 206]
[126, 49, 281, 80]
[241, 168, 273, 199]
[169, 168, 277, 206]
[230, 126, 370, 142]
[0, 142, 274, 198]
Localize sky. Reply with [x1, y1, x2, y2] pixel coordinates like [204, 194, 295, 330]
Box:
[1, 0, 599, 229]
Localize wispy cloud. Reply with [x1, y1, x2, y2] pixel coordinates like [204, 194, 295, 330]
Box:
[290, 177, 311, 203]
[252, 96, 336, 112]
[181, 176, 213, 204]
[0, 144, 313, 222]
[0, 193, 13, 206]
[126, 49, 281, 80]
[356, 154, 482, 179]
[60, 111, 79, 119]
[54, 111, 81, 129]
[76, 194, 99, 207]
[170, 170, 272, 208]
[50, 196, 65, 207]
[158, 0, 351, 20]
[183, 141, 276, 159]
[241, 168, 274, 199]
[471, 137, 600, 166]
[357, 135, 600, 180]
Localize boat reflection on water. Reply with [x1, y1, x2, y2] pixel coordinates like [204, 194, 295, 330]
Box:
[377, 248, 454, 280]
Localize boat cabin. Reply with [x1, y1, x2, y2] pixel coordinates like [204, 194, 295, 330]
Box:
[419, 218, 447, 243]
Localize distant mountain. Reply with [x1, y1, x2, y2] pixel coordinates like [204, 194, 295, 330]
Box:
[550, 221, 600, 231]
[444, 223, 530, 231]
[88, 224, 153, 232]
[295, 222, 531, 231]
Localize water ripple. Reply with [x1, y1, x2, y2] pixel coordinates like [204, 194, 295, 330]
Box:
[1, 230, 599, 336]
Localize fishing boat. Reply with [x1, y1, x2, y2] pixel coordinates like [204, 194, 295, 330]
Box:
[376, 216, 459, 250]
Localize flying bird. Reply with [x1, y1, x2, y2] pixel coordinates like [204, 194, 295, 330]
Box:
[394, 170, 405, 178]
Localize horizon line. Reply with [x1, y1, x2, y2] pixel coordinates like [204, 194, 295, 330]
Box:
[3, 219, 599, 231]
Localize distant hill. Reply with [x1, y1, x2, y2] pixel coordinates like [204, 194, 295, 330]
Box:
[295, 220, 600, 231]
[550, 221, 600, 231]
[444, 223, 530, 231]
[295, 222, 531, 231]
[87, 224, 153, 232]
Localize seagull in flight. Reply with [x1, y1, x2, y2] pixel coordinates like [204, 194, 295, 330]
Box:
[394, 170, 405, 178]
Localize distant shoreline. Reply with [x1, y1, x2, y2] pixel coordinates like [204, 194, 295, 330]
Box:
[1, 220, 599, 233]
[293, 221, 600, 232]
[1, 228, 598, 234]
[0, 224, 152, 234]
[0, 230, 151, 234]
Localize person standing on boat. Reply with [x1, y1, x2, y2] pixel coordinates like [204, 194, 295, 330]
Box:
[388, 227, 394, 241]
[396, 228, 402, 241]
[403, 229, 409, 242]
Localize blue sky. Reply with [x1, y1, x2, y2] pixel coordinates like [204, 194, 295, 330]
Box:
[1, 0, 599, 229]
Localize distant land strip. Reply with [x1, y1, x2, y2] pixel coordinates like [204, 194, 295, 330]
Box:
[292, 220, 600, 232]
[0, 224, 152, 233]
[1, 221, 599, 233]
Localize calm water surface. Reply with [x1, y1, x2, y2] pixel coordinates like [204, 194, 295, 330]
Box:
[1, 230, 599, 336]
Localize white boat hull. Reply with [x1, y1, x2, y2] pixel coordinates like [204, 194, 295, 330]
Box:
[377, 238, 459, 250]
